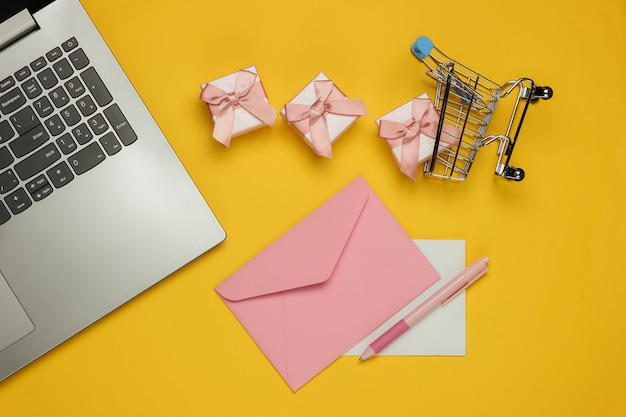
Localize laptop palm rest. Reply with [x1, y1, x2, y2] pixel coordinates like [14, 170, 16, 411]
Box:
[0, 269, 34, 351]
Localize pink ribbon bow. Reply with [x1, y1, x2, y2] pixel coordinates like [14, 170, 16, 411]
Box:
[200, 70, 276, 146]
[378, 97, 460, 180]
[284, 80, 368, 158]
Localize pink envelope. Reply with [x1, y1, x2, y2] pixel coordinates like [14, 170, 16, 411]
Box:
[215, 177, 440, 391]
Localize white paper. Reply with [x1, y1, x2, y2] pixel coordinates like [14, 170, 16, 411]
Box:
[345, 240, 466, 356]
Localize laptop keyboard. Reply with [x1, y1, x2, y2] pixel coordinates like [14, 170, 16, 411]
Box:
[0, 37, 137, 226]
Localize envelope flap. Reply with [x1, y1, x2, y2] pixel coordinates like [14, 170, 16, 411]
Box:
[216, 177, 370, 301]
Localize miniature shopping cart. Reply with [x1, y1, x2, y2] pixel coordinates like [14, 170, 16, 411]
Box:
[411, 36, 552, 181]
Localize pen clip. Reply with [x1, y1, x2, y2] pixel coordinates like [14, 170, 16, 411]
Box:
[441, 265, 488, 306]
[441, 283, 470, 306]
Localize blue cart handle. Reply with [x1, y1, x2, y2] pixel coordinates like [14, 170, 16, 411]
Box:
[411, 36, 434, 61]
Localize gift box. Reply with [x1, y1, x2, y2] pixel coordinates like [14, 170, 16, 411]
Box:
[280, 72, 367, 158]
[376, 93, 460, 180]
[200, 66, 276, 147]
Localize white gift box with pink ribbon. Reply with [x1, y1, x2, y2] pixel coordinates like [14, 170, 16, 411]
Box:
[200, 65, 276, 147]
[280, 72, 367, 158]
[376, 93, 460, 180]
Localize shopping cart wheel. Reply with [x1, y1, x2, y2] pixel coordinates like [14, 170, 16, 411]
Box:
[531, 86, 553, 101]
[503, 166, 525, 181]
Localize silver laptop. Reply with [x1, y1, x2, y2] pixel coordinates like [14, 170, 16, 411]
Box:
[0, 0, 226, 381]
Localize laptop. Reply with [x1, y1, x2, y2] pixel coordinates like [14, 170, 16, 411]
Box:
[0, 0, 226, 381]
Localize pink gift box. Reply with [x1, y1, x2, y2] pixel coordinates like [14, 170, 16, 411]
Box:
[376, 93, 460, 180]
[280, 72, 367, 158]
[200, 65, 276, 146]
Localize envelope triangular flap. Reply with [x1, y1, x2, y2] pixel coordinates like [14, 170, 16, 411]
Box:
[216, 177, 370, 301]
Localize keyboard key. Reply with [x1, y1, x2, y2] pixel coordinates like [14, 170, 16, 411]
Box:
[26, 175, 53, 201]
[0, 76, 15, 94]
[46, 47, 63, 62]
[68, 142, 105, 175]
[33, 96, 54, 118]
[0, 120, 15, 143]
[0, 201, 10, 225]
[104, 105, 137, 145]
[76, 95, 97, 117]
[0, 146, 13, 170]
[71, 123, 93, 145]
[0, 169, 18, 194]
[61, 37, 78, 52]
[99, 132, 121, 156]
[10, 106, 38, 135]
[47, 161, 74, 188]
[37, 68, 58, 90]
[88, 113, 108, 135]
[25, 174, 49, 193]
[44, 114, 65, 136]
[22, 77, 43, 99]
[31, 183, 53, 201]
[64, 77, 85, 98]
[80, 67, 112, 106]
[52, 58, 74, 80]
[14, 66, 31, 81]
[0, 209, 9, 230]
[69, 49, 89, 70]
[9, 124, 49, 158]
[0, 87, 27, 115]
[30, 57, 47, 72]
[14, 143, 61, 180]
[5, 187, 32, 215]
[56, 133, 77, 155]
[60, 104, 81, 127]
[49, 86, 70, 108]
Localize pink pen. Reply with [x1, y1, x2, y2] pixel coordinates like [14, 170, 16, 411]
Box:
[359, 257, 489, 361]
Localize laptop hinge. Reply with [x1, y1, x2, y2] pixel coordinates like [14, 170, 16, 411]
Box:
[0, 9, 39, 51]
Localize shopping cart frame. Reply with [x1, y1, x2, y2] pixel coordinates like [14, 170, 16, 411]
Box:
[411, 36, 552, 181]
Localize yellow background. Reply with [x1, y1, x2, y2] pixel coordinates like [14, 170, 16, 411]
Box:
[2, 0, 625, 415]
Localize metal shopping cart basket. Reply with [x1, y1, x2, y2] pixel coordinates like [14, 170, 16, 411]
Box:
[411, 36, 552, 181]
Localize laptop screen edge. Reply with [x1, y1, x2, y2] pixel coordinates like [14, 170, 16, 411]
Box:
[1, 0, 55, 24]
